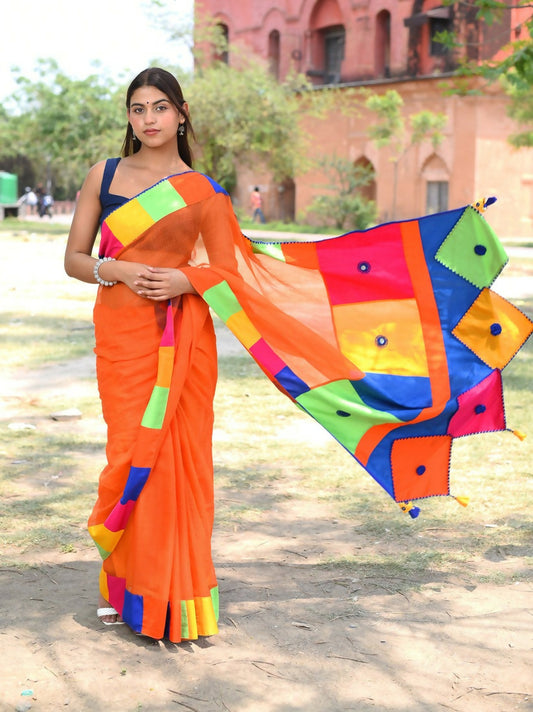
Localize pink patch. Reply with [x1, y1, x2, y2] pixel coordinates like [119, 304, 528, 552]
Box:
[447, 370, 505, 437]
[107, 574, 126, 614]
[250, 338, 286, 376]
[160, 303, 175, 347]
[105, 499, 135, 532]
[99, 223, 124, 258]
[316, 223, 414, 305]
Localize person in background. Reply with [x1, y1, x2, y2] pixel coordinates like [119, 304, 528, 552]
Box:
[39, 192, 54, 218]
[250, 185, 266, 223]
[21, 187, 38, 215]
[35, 184, 45, 216]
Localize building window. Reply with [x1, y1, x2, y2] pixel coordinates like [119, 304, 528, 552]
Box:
[429, 16, 452, 57]
[215, 23, 229, 64]
[268, 30, 280, 79]
[323, 26, 345, 83]
[426, 181, 448, 214]
[375, 10, 391, 78]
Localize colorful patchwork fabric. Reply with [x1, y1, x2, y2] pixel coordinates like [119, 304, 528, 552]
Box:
[186, 192, 531, 518]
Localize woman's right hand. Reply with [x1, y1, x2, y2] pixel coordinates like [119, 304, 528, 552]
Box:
[98, 259, 152, 294]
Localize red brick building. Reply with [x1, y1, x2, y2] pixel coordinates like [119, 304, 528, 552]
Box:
[196, 1, 533, 237]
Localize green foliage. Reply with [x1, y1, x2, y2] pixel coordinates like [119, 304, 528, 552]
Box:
[410, 110, 448, 148]
[366, 91, 447, 156]
[441, 1, 533, 147]
[366, 90, 405, 149]
[185, 59, 307, 191]
[0, 53, 308, 201]
[365, 90, 447, 217]
[308, 156, 377, 231]
[0, 60, 126, 198]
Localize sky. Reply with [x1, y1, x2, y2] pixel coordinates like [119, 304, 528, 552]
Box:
[0, 0, 194, 102]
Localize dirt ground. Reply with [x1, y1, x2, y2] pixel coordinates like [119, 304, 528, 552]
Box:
[1, 233, 532, 712]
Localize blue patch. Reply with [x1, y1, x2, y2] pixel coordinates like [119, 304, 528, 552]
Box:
[352, 373, 432, 420]
[201, 173, 229, 195]
[418, 207, 464, 260]
[275, 366, 310, 398]
[121, 466, 151, 503]
[123, 589, 144, 632]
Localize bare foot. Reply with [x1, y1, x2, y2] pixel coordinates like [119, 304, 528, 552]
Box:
[97, 593, 123, 625]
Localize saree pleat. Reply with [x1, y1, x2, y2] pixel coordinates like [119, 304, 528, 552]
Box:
[91, 285, 218, 640]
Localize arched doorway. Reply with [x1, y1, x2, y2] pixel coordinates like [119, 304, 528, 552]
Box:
[308, 0, 345, 85]
[354, 156, 377, 203]
[277, 178, 296, 222]
[268, 30, 280, 79]
[215, 23, 229, 64]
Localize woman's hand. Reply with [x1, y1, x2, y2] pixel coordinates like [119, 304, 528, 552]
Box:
[133, 266, 197, 300]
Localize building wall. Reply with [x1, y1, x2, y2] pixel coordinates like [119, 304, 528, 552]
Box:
[313, 82, 531, 237]
[197, 0, 533, 237]
[233, 78, 533, 238]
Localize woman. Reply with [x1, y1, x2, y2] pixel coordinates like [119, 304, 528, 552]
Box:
[65, 68, 522, 645]
[65, 66, 351, 643]
[65, 67, 248, 642]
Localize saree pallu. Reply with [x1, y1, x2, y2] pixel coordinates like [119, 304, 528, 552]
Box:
[88, 171, 532, 641]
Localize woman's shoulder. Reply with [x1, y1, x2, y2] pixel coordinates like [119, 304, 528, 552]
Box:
[83, 158, 120, 190]
[85, 159, 113, 180]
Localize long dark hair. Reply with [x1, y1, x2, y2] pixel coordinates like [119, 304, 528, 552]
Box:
[121, 67, 195, 166]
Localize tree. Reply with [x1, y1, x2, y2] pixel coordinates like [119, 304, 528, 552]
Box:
[148, 1, 313, 194]
[365, 90, 447, 219]
[308, 156, 377, 230]
[439, 1, 533, 147]
[0, 60, 126, 198]
[185, 59, 309, 193]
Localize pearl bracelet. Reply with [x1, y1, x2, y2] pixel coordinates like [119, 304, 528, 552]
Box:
[93, 257, 117, 287]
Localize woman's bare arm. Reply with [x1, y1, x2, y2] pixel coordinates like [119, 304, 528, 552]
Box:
[64, 161, 197, 299]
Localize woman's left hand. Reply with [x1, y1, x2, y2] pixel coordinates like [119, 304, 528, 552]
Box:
[134, 266, 196, 300]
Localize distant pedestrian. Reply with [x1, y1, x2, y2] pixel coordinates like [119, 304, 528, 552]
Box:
[39, 192, 54, 218]
[250, 186, 266, 223]
[35, 184, 45, 216]
[22, 187, 38, 215]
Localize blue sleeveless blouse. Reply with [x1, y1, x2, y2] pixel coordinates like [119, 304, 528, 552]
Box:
[99, 157, 128, 224]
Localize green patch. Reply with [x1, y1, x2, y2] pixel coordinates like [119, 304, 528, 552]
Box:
[436, 207, 508, 288]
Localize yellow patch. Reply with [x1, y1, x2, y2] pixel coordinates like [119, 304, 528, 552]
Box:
[332, 299, 429, 376]
[226, 309, 261, 349]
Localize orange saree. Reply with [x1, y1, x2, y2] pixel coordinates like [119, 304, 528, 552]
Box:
[88, 173, 241, 641]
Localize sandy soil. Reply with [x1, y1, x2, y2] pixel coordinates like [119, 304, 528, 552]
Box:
[2, 352, 532, 712]
[1, 233, 532, 712]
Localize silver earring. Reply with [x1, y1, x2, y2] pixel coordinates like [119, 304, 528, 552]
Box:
[132, 131, 138, 141]
[178, 124, 185, 136]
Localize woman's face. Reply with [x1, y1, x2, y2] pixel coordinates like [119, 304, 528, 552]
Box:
[127, 85, 187, 148]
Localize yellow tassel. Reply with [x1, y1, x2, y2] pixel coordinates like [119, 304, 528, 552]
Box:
[455, 496, 470, 508]
[471, 198, 486, 213]
[512, 429, 526, 441]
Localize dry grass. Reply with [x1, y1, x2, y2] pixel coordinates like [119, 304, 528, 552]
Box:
[0, 226, 531, 587]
